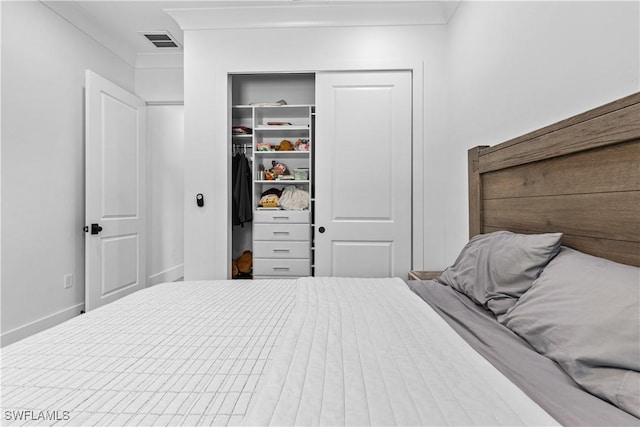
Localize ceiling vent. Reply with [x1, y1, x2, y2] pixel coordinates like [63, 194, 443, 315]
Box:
[140, 31, 180, 49]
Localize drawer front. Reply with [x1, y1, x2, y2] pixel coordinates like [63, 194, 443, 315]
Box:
[253, 258, 311, 277]
[253, 224, 310, 241]
[254, 210, 310, 224]
[254, 241, 310, 259]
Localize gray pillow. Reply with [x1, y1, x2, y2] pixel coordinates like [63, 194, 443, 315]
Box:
[438, 230, 563, 316]
[500, 247, 640, 417]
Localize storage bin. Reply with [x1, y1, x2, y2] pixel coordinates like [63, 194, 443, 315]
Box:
[294, 168, 309, 180]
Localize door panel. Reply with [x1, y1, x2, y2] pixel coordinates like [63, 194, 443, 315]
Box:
[85, 70, 146, 311]
[102, 94, 139, 218]
[315, 71, 412, 278]
[102, 234, 139, 295]
[331, 86, 394, 221]
[331, 241, 394, 277]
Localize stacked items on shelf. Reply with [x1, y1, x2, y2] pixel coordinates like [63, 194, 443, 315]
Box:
[257, 138, 309, 152]
[232, 125, 252, 135]
[258, 186, 310, 211]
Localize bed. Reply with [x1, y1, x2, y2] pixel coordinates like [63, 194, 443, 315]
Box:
[410, 91, 640, 425]
[2, 93, 639, 426]
[1, 278, 558, 426]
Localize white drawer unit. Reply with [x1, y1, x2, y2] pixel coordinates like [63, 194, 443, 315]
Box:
[253, 223, 310, 241]
[253, 259, 311, 277]
[254, 241, 311, 259]
[253, 220, 311, 278]
[253, 210, 310, 224]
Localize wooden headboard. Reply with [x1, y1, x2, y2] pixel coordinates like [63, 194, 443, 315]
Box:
[469, 92, 640, 267]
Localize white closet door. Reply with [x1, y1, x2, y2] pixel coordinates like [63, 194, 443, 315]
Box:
[85, 70, 146, 311]
[314, 70, 412, 278]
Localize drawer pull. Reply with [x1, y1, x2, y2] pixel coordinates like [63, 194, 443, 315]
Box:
[273, 266, 290, 271]
[273, 216, 290, 220]
[273, 248, 290, 253]
[273, 231, 290, 235]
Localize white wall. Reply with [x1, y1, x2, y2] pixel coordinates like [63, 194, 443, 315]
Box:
[445, 0, 640, 262]
[146, 105, 185, 285]
[136, 68, 184, 103]
[1, 1, 135, 345]
[135, 54, 186, 287]
[135, 52, 184, 103]
[180, 24, 448, 279]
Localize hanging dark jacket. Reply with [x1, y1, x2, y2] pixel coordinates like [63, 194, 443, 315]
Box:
[233, 153, 252, 226]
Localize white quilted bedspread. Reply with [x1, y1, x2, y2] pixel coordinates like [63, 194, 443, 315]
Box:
[1, 280, 296, 427]
[244, 277, 559, 426]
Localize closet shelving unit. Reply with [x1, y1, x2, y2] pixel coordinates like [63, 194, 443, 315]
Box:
[231, 103, 315, 279]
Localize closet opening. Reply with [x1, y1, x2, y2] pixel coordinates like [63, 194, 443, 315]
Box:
[230, 73, 316, 279]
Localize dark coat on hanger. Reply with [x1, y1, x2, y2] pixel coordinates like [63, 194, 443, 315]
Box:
[232, 152, 252, 226]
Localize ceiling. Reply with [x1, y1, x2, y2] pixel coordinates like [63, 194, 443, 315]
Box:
[41, 0, 460, 67]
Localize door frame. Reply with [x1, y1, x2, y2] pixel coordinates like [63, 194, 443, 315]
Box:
[220, 60, 424, 277]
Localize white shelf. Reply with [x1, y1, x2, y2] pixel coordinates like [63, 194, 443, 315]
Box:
[255, 125, 309, 131]
[233, 104, 315, 109]
[255, 180, 310, 184]
[254, 150, 309, 155]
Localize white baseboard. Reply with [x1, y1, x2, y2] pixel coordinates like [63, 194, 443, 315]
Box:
[2, 265, 184, 347]
[147, 263, 184, 287]
[1, 303, 84, 347]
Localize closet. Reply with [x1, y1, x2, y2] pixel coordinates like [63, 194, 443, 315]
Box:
[229, 70, 412, 280]
[231, 74, 316, 279]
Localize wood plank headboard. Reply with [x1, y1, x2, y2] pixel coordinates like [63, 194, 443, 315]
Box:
[469, 92, 640, 267]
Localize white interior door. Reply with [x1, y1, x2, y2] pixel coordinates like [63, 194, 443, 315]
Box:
[315, 70, 412, 278]
[85, 70, 146, 311]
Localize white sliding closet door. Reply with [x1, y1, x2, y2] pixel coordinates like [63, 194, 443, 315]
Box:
[314, 70, 412, 278]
